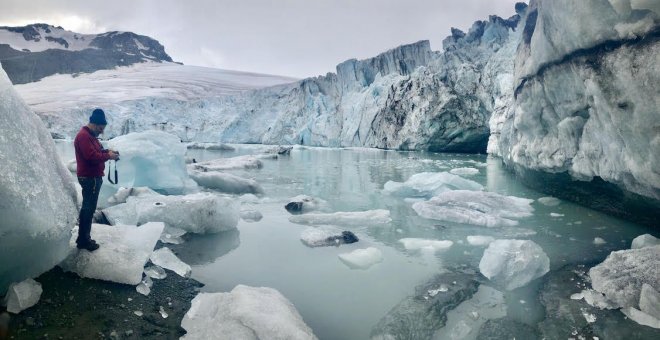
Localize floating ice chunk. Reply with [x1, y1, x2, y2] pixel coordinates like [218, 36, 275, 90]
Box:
[479, 239, 550, 291]
[189, 155, 263, 172]
[240, 209, 263, 222]
[181, 285, 317, 340]
[589, 245, 660, 309]
[550, 213, 564, 217]
[144, 265, 167, 280]
[107, 186, 159, 206]
[593, 237, 606, 245]
[621, 307, 660, 329]
[189, 171, 264, 195]
[289, 210, 391, 226]
[383, 172, 483, 198]
[103, 192, 239, 234]
[466, 235, 495, 246]
[581, 309, 597, 323]
[639, 283, 660, 320]
[413, 190, 534, 227]
[0, 67, 79, 293]
[60, 222, 164, 285]
[160, 226, 187, 244]
[338, 247, 383, 270]
[537, 197, 561, 206]
[3, 279, 43, 314]
[285, 195, 330, 214]
[150, 247, 191, 278]
[398, 238, 453, 253]
[187, 142, 234, 151]
[631, 234, 660, 249]
[300, 226, 359, 247]
[106, 131, 196, 193]
[449, 167, 479, 176]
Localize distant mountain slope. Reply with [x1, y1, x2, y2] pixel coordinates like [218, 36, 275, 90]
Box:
[0, 23, 173, 84]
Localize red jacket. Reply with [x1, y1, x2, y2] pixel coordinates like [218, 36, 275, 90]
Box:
[74, 126, 110, 177]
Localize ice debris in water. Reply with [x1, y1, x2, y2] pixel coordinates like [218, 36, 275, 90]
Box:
[466, 235, 495, 246]
[479, 239, 550, 291]
[593, 237, 606, 245]
[398, 238, 453, 253]
[383, 172, 483, 198]
[550, 212, 564, 217]
[60, 222, 164, 285]
[412, 190, 534, 227]
[240, 209, 263, 222]
[2, 279, 43, 314]
[537, 196, 561, 206]
[160, 226, 187, 245]
[631, 234, 660, 249]
[181, 285, 317, 339]
[338, 247, 383, 270]
[449, 167, 479, 176]
[144, 265, 167, 280]
[106, 131, 196, 193]
[289, 210, 391, 226]
[589, 245, 660, 310]
[188, 155, 263, 171]
[150, 247, 192, 278]
[0, 66, 79, 294]
[300, 226, 359, 247]
[285, 195, 330, 214]
[188, 171, 264, 195]
[103, 192, 239, 234]
[428, 284, 449, 297]
[159, 306, 169, 319]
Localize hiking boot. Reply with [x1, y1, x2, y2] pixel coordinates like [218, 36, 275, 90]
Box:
[76, 241, 100, 252]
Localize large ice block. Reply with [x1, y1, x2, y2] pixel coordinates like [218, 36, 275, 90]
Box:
[2, 279, 43, 314]
[383, 172, 483, 198]
[479, 239, 550, 290]
[181, 285, 317, 339]
[60, 222, 164, 285]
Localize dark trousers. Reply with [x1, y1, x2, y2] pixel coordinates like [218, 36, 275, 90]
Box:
[77, 176, 102, 244]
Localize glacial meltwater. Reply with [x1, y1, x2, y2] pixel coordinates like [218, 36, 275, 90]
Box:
[55, 142, 659, 339]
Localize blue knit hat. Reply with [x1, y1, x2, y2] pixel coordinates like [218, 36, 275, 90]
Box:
[90, 108, 107, 125]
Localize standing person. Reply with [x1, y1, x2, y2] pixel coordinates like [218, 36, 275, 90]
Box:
[74, 109, 119, 251]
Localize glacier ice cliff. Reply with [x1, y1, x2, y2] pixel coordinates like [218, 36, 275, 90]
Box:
[0, 64, 78, 294]
[496, 0, 660, 225]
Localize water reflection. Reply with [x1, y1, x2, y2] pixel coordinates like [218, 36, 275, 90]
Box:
[167, 229, 240, 266]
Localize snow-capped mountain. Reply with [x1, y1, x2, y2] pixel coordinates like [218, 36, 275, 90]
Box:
[0, 23, 173, 84]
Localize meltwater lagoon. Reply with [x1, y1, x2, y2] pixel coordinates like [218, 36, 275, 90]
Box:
[51, 141, 659, 339]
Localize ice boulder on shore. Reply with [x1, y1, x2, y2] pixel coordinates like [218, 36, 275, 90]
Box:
[106, 130, 196, 193]
[383, 172, 483, 198]
[60, 222, 164, 285]
[479, 239, 550, 290]
[413, 190, 534, 227]
[0, 66, 79, 294]
[103, 192, 239, 234]
[188, 171, 264, 195]
[181, 285, 317, 340]
[2, 279, 43, 314]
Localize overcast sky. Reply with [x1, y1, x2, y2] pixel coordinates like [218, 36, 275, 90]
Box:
[0, 0, 522, 78]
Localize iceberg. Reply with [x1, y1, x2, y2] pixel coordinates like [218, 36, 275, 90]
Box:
[103, 192, 239, 234]
[150, 247, 191, 278]
[105, 130, 196, 193]
[299, 226, 359, 247]
[466, 235, 496, 246]
[181, 285, 317, 340]
[412, 190, 534, 227]
[383, 172, 483, 198]
[285, 195, 330, 214]
[2, 279, 43, 314]
[187, 142, 235, 151]
[188, 170, 264, 195]
[479, 239, 550, 290]
[0, 66, 79, 294]
[289, 210, 391, 226]
[60, 222, 164, 285]
[338, 247, 383, 270]
[398, 238, 453, 253]
[631, 234, 660, 249]
[589, 245, 660, 309]
[188, 155, 263, 171]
